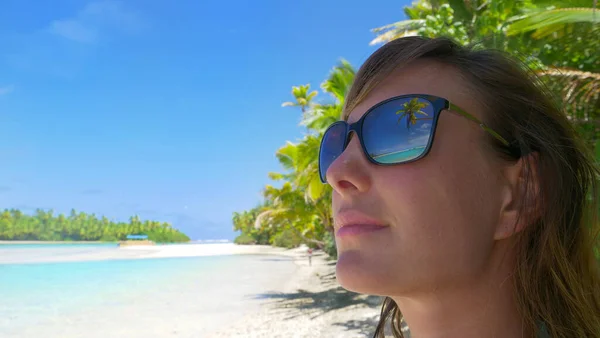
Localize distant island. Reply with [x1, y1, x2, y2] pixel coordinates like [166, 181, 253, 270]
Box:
[0, 208, 190, 243]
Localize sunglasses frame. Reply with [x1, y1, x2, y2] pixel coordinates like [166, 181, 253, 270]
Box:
[319, 94, 513, 183]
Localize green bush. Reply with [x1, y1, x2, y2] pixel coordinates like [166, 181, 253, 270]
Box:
[271, 228, 303, 249]
[253, 229, 273, 245]
[100, 234, 118, 242]
[234, 233, 256, 245]
[323, 231, 337, 258]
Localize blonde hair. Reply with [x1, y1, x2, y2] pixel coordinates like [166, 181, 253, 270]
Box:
[344, 36, 600, 338]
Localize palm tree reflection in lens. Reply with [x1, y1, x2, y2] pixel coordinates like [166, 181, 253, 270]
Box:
[395, 97, 432, 129]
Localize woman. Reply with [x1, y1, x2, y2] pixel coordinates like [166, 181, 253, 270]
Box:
[318, 36, 600, 337]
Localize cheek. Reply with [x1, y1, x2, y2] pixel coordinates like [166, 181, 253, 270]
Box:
[378, 166, 462, 254]
[375, 143, 498, 280]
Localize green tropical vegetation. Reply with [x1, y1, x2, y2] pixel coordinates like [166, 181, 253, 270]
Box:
[232, 0, 599, 257]
[232, 59, 353, 257]
[0, 208, 190, 243]
[371, 0, 599, 146]
[396, 98, 431, 128]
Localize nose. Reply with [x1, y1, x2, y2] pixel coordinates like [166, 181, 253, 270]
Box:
[325, 135, 372, 197]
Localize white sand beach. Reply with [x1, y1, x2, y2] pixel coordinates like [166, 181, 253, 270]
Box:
[0, 243, 292, 265]
[210, 248, 385, 338]
[122, 243, 296, 258]
[1, 243, 386, 338]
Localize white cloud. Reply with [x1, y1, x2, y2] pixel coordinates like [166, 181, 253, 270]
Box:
[0, 85, 14, 96]
[48, 0, 144, 44]
[3, 1, 145, 77]
[408, 133, 431, 145]
[50, 20, 98, 43]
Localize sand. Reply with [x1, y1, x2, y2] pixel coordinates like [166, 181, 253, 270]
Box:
[210, 248, 385, 338]
[1, 243, 387, 337]
[122, 244, 387, 337]
[0, 243, 292, 265]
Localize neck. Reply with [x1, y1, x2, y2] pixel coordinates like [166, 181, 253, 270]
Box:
[392, 244, 528, 338]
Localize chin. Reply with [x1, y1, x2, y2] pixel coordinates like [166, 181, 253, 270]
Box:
[335, 249, 392, 296]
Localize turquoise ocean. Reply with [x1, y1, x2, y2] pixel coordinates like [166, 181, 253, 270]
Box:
[0, 244, 297, 338]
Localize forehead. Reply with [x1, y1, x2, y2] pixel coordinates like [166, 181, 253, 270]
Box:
[346, 60, 476, 123]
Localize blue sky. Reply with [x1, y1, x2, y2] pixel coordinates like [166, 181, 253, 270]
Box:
[0, 0, 409, 240]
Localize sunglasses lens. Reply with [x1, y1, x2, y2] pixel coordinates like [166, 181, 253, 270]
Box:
[319, 122, 347, 183]
[362, 97, 435, 164]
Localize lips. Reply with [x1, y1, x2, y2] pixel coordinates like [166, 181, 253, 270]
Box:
[334, 210, 388, 237]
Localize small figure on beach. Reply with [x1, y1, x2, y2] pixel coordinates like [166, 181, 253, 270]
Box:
[307, 248, 313, 266]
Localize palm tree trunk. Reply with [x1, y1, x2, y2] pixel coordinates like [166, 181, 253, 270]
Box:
[287, 222, 326, 249]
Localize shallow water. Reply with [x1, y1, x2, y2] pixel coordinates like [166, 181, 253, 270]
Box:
[0, 245, 297, 338]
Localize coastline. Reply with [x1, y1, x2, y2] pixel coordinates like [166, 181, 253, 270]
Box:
[1, 242, 386, 337]
[0, 242, 297, 265]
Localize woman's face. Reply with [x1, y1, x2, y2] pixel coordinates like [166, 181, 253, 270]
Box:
[328, 60, 507, 296]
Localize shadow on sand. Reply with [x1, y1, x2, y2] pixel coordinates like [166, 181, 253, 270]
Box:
[254, 286, 382, 317]
[332, 314, 381, 337]
[253, 270, 384, 336]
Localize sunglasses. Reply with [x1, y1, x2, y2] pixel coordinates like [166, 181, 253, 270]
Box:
[319, 94, 519, 183]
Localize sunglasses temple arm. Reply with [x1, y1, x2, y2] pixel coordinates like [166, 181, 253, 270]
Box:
[449, 103, 511, 147]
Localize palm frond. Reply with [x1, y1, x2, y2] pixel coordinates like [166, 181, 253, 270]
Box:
[267, 172, 285, 181]
[282, 84, 317, 111]
[320, 59, 355, 103]
[275, 141, 299, 171]
[448, 0, 474, 21]
[508, 7, 599, 36]
[301, 104, 341, 132]
[539, 68, 600, 120]
[307, 176, 326, 202]
[254, 209, 274, 229]
[370, 19, 425, 45]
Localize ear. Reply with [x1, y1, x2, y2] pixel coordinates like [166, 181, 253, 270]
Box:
[494, 152, 540, 240]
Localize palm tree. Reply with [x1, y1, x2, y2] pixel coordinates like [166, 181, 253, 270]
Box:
[371, 0, 599, 145]
[281, 84, 318, 113]
[396, 98, 431, 128]
[255, 182, 327, 248]
[236, 61, 355, 249]
[270, 136, 327, 202]
[507, 1, 599, 126]
[297, 60, 356, 133]
[369, 1, 479, 46]
[275, 60, 356, 202]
